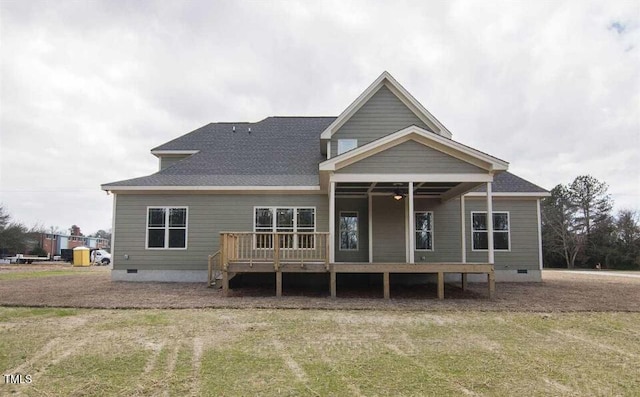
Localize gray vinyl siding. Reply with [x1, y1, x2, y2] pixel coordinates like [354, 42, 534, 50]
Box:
[335, 198, 369, 262]
[465, 198, 540, 271]
[371, 196, 406, 262]
[413, 198, 463, 262]
[160, 155, 190, 170]
[336, 140, 485, 174]
[113, 193, 328, 271]
[407, 197, 542, 270]
[331, 85, 430, 156]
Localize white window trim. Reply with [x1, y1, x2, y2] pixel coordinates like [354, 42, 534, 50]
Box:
[337, 139, 358, 155]
[252, 206, 316, 250]
[414, 211, 434, 251]
[470, 211, 511, 252]
[145, 206, 189, 250]
[338, 211, 359, 251]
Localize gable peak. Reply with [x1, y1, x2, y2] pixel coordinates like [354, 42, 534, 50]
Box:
[320, 71, 452, 140]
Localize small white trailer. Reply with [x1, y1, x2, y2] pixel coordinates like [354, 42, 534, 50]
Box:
[8, 253, 50, 264]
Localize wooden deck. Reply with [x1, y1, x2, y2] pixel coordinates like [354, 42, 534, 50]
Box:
[208, 232, 495, 299]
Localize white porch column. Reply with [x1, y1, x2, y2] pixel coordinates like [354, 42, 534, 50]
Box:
[460, 195, 466, 263]
[368, 194, 373, 263]
[486, 182, 494, 264]
[537, 198, 543, 271]
[329, 181, 336, 263]
[408, 182, 415, 263]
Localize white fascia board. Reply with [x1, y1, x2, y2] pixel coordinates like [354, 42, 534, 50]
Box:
[319, 71, 452, 140]
[320, 72, 388, 140]
[464, 192, 551, 198]
[150, 150, 200, 157]
[330, 173, 493, 183]
[319, 125, 508, 171]
[382, 73, 452, 138]
[101, 185, 320, 192]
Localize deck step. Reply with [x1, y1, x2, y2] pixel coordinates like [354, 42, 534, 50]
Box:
[211, 272, 236, 289]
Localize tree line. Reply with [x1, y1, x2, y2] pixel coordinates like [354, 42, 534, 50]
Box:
[542, 175, 640, 269]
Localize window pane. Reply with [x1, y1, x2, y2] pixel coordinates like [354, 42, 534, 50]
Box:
[493, 213, 509, 231]
[169, 208, 186, 227]
[168, 229, 186, 248]
[415, 213, 432, 231]
[348, 233, 358, 250]
[340, 232, 349, 250]
[297, 208, 315, 228]
[340, 212, 358, 233]
[148, 208, 166, 227]
[473, 231, 488, 250]
[472, 213, 487, 231]
[337, 139, 357, 155]
[340, 231, 358, 250]
[255, 208, 273, 228]
[148, 229, 165, 248]
[494, 232, 509, 250]
[416, 231, 432, 250]
[276, 208, 293, 228]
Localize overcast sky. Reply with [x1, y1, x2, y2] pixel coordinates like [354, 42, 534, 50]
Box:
[1, 0, 638, 235]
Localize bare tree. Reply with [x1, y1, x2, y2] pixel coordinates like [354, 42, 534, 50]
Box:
[543, 185, 586, 268]
[543, 175, 614, 268]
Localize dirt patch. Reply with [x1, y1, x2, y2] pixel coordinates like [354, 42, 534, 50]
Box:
[0, 267, 638, 311]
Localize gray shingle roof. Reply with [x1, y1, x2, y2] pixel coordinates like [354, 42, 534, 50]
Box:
[103, 117, 335, 187]
[103, 116, 547, 193]
[472, 172, 548, 193]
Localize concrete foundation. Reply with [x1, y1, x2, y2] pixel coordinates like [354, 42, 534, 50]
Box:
[111, 269, 207, 282]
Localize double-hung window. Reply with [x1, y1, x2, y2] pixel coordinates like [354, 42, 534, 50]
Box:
[339, 211, 358, 250]
[254, 207, 316, 249]
[414, 211, 434, 250]
[471, 212, 510, 251]
[147, 207, 188, 249]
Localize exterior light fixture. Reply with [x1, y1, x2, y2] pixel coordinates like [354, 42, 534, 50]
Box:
[393, 189, 404, 201]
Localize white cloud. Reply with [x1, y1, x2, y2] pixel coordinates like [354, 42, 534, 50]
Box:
[0, 0, 638, 234]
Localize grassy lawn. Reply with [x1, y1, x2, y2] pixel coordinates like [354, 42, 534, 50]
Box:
[1, 308, 638, 396]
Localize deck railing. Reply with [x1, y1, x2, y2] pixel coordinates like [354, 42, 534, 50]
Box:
[207, 250, 221, 287]
[220, 232, 330, 270]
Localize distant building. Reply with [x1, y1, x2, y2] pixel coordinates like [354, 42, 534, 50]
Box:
[39, 233, 110, 257]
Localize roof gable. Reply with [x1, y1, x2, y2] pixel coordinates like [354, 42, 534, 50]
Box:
[335, 140, 487, 174]
[320, 71, 452, 140]
[320, 125, 508, 173]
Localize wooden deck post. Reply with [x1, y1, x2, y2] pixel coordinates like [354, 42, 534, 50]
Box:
[276, 271, 282, 297]
[207, 255, 213, 288]
[221, 234, 228, 296]
[324, 233, 330, 271]
[222, 270, 229, 297]
[437, 271, 445, 300]
[461, 273, 467, 290]
[488, 270, 495, 299]
[383, 272, 390, 299]
[330, 268, 336, 298]
[274, 233, 280, 270]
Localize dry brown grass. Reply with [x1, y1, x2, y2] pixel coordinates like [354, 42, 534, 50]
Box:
[0, 265, 638, 311]
[1, 308, 639, 396]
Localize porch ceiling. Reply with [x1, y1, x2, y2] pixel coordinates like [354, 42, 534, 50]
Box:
[335, 181, 482, 198]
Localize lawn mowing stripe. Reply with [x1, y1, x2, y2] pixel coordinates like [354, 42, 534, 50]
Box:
[191, 336, 203, 397]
